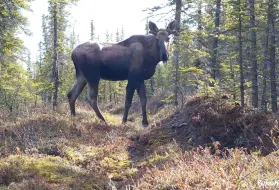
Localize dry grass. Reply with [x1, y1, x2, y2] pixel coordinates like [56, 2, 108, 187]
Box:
[0, 95, 278, 189]
[133, 148, 279, 190]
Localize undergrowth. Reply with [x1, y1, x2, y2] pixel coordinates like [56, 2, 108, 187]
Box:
[0, 95, 278, 189]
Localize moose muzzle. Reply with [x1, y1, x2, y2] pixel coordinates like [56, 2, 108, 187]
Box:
[158, 40, 169, 63]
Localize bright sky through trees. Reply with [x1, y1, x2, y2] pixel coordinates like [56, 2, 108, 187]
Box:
[21, 0, 166, 62]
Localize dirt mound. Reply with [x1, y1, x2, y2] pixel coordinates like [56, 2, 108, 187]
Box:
[146, 95, 278, 156]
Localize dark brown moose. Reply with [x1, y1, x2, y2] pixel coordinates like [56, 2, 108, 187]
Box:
[67, 20, 176, 126]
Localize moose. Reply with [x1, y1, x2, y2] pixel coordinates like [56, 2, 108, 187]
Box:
[67, 20, 176, 126]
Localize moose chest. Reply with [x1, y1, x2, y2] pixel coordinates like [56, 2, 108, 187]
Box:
[128, 52, 158, 81]
[129, 61, 156, 81]
[141, 64, 156, 80]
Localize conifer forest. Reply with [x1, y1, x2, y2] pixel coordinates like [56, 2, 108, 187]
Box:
[0, 0, 279, 189]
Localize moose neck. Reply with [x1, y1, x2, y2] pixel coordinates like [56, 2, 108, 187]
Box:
[142, 35, 163, 65]
[117, 34, 165, 66]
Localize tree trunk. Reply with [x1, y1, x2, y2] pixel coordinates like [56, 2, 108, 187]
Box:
[230, 59, 236, 100]
[145, 19, 155, 96]
[47, 93, 52, 103]
[211, 0, 221, 82]
[238, 0, 245, 107]
[109, 81, 112, 103]
[195, 2, 202, 68]
[268, 0, 277, 113]
[150, 78, 154, 95]
[173, 0, 182, 106]
[52, 1, 59, 110]
[249, 0, 258, 108]
[261, 62, 268, 111]
[261, 15, 270, 111]
[103, 82, 106, 103]
[90, 20, 95, 40]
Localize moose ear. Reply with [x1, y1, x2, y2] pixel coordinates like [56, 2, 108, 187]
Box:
[149, 21, 158, 35]
[166, 20, 177, 34]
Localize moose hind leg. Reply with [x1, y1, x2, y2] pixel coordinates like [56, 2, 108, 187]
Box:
[88, 83, 106, 123]
[137, 82, 148, 126]
[67, 76, 86, 116]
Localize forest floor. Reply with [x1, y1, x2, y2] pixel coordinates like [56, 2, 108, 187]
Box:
[0, 94, 279, 190]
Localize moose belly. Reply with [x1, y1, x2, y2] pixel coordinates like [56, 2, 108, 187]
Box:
[100, 63, 129, 81]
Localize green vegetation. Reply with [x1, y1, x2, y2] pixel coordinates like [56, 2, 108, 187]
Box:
[1, 0, 279, 189]
[0, 95, 278, 189]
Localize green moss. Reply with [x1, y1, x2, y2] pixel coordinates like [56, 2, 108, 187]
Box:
[100, 153, 130, 170]
[63, 146, 84, 164]
[0, 155, 79, 185]
[110, 173, 124, 181]
[103, 112, 121, 125]
[30, 156, 74, 183]
[139, 153, 170, 167]
[63, 145, 105, 165]
[123, 168, 138, 177]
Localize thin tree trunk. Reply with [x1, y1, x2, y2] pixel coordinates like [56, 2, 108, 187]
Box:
[261, 62, 268, 111]
[150, 78, 154, 95]
[261, 19, 269, 111]
[103, 82, 106, 103]
[109, 81, 112, 103]
[268, 0, 277, 113]
[173, 50, 179, 105]
[249, 0, 258, 108]
[238, 0, 245, 107]
[47, 92, 52, 103]
[145, 20, 155, 96]
[52, 1, 59, 110]
[173, 0, 182, 106]
[230, 59, 236, 100]
[118, 82, 122, 103]
[211, 0, 221, 82]
[114, 93, 117, 105]
[195, 2, 202, 68]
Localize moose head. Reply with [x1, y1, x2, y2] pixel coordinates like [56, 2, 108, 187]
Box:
[148, 20, 177, 63]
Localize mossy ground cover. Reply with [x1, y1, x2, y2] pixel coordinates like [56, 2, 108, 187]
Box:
[0, 95, 278, 189]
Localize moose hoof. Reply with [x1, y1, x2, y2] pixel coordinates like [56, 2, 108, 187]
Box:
[142, 120, 149, 127]
[122, 120, 127, 125]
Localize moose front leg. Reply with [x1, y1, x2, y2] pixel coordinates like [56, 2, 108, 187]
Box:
[136, 81, 148, 126]
[122, 82, 136, 124]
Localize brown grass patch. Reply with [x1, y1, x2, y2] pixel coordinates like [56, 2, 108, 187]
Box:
[1, 95, 279, 189]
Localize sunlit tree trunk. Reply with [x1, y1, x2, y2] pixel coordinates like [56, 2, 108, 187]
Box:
[52, 1, 59, 110]
[211, 0, 221, 82]
[260, 24, 269, 111]
[237, 0, 245, 107]
[249, 0, 258, 108]
[173, 0, 182, 106]
[268, 0, 277, 112]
